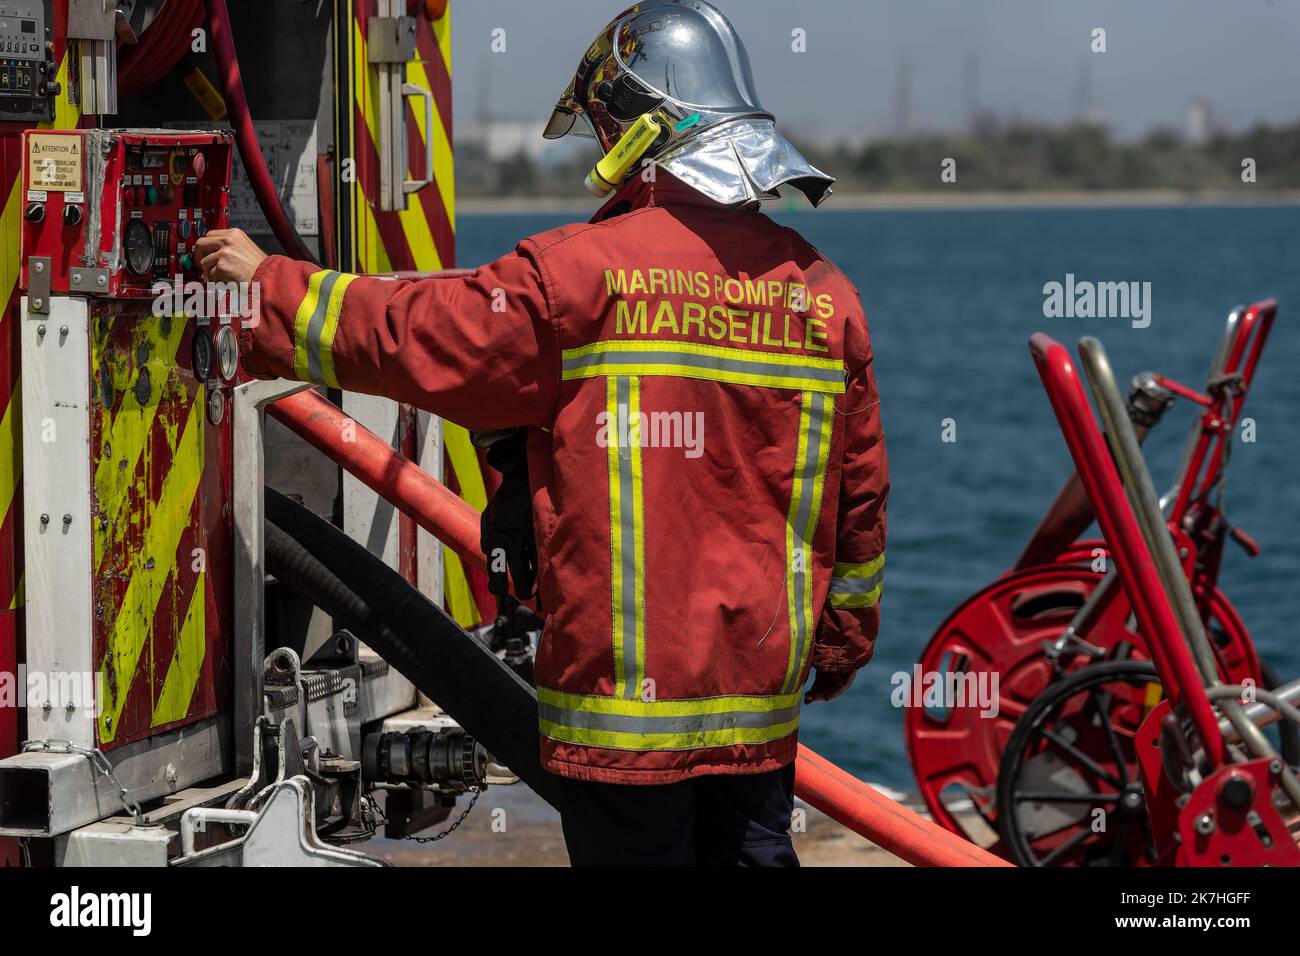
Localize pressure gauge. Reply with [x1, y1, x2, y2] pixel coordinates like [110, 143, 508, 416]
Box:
[123, 220, 153, 276]
[191, 328, 214, 381]
[215, 325, 238, 381]
[206, 387, 225, 425]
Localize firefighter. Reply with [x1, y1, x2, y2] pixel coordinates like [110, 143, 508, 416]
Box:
[198, 0, 887, 867]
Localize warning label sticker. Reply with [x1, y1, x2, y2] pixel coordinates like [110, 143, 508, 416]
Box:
[27, 134, 83, 192]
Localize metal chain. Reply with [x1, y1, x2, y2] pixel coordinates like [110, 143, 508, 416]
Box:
[408, 788, 482, 843]
[21, 738, 146, 825]
[370, 786, 482, 844]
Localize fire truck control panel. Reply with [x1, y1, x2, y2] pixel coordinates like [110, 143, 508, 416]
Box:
[20, 128, 233, 300]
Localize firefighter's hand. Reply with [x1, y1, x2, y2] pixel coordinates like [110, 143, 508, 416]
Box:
[196, 228, 268, 285]
[804, 669, 856, 704]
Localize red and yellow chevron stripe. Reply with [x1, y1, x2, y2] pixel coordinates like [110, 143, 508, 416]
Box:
[336, 0, 490, 627]
[90, 312, 232, 748]
[337, 2, 454, 272]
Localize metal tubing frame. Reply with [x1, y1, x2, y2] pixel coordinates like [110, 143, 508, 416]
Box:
[1168, 300, 1276, 522]
[1230, 678, 1300, 739]
[1029, 333, 1227, 761]
[1079, 339, 1231, 694]
[1024, 303, 1278, 687]
[1076, 335, 1300, 808]
[1196, 299, 1276, 501]
[1019, 302, 1274, 572]
[1213, 681, 1300, 743]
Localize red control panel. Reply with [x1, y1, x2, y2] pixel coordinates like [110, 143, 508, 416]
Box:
[19, 128, 232, 299]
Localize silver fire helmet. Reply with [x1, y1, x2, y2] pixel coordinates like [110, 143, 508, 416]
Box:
[543, 0, 835, 207]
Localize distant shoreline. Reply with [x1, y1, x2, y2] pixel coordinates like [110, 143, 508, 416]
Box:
[458, 188, 1300, 216]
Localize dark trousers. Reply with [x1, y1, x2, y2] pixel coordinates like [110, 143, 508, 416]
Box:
[556, 764, 799, 867]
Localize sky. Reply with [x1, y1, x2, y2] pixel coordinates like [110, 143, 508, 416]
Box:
[449, 0, 1300, 143]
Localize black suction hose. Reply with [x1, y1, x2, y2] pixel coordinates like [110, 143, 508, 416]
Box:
[264, 486, 559, 809]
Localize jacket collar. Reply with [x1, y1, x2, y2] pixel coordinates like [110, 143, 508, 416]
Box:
[590, 170, 740, 223]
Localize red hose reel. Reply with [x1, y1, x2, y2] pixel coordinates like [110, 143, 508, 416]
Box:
[907, 302, 1293, 865]
[117, 0, 206, 96]
[905, 562, 1258, 841]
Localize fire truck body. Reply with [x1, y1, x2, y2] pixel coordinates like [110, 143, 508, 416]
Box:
[0, 1, 480, 867]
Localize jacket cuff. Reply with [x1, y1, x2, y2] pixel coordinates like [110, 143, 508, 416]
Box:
[811, 642, 873, 674]
[238, 255, 289, 377]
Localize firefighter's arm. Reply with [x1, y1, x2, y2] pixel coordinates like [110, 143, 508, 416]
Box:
[203, 230, 560, 430]
[813, 315, 889, 676]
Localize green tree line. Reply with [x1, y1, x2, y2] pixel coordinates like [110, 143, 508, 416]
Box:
[457, 120, 1300, 199]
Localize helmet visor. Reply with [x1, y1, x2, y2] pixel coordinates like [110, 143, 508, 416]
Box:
[543, 104, 579, 140]
[542, 8, 626, 140]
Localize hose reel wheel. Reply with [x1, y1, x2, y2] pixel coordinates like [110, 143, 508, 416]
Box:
[905, 562, 1260, 843]
[996, 660, 1162, 867]
[994, 658, 1299, 866]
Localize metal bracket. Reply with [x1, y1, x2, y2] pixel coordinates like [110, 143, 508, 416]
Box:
[67, 0, 117, 40]
[366, 16, 417, 64]
[231, 379, 315, 775]
[69, 266, 109, 294]
[69, 0, 118, 114]
[27, 256, 50, 314]
[369, 6, 431, 210]
[176, 776, 384, 866]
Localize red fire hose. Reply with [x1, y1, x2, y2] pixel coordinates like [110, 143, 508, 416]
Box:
[269, 388, 1009, 867]
[795, 747, 1009, 866]
[268, 389, 484, 571]
[204, 0, 318, 263]
[118, 0, 206, 95]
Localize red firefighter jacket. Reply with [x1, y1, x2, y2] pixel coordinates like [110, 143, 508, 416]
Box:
[239, 172, 888, 785]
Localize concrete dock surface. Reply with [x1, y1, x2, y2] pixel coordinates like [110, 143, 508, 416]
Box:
[370, 781, 923, 867]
